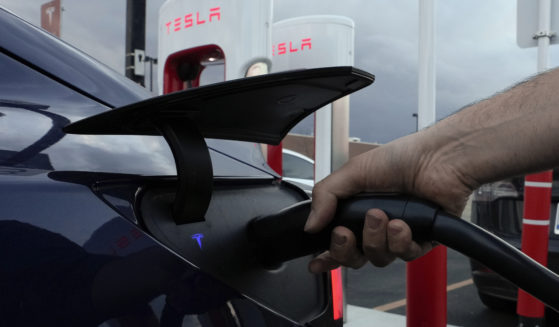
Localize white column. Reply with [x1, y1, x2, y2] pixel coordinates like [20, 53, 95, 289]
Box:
[537, 0, 551, 72]
[418, 0, 436, 129]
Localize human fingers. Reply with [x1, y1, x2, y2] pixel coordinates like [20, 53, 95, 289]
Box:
[308, 227, 368, 273]
[305, 160, 366, 233]
[308, 251, 340, 273]
[327, 226, 367, 269]
[362, 209, 396, 267]
[386, 219, 433, 261]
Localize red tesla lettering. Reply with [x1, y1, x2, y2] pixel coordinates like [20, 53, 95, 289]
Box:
[165, 6, 222, 36]
[209, 7, 221, 22]
[289, 41, 298, 53]
[272, 38, 312, 55]
[196, 12, 206, 24]
[302, 38, 312, 50]
[278, 43, 286, 55]
[116, 236, 130, 249]
[184, 13, 193, 28]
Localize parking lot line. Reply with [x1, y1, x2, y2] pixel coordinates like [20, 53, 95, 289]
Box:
[446, 278, 473, 291]
[372, 278, 474, 312]
[373, 298, 407, 312]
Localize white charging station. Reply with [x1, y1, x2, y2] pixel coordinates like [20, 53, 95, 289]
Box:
[157, 3, 354, 183]
[157, 0, 272, 94]
[156, 5, 355, 323]
[272, 16, 355, 182]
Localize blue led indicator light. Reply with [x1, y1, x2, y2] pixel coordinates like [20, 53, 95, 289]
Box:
[192, 233, 204, 249]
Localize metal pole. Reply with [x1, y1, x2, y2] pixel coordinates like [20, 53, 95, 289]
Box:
[125, 0, 146, 86]
[417, 0, 436, 129]
[407, 1, 447, 327]
[331, 96, 350, 324]
[146, 56, 157, 93]
[537, 0, 551, 73]
[517, 1, 552, 326]
[150, 58, 153, 92]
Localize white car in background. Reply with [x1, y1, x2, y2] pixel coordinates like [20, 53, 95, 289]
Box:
[282, 149, 315, 191]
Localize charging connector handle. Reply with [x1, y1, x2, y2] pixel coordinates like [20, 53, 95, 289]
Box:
[248, 193, 559, 311]
[248, 194, 437, 263]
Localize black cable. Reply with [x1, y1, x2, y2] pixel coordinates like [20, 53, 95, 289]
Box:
[432, 212, 559, 311]
[249, 194, 559, 311]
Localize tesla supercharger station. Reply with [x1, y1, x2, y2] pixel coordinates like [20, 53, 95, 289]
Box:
[158, 4, 349, 322]
[272, 16, 355, 321]
[272, 16, 354, 182]
[157, 0, 272, 94]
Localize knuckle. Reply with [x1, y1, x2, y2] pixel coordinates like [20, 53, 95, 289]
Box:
[312, 180, 327, 194]
[329, 246, 351, 263]
[389, 239, 414, 258]
[401, 251, 422, 262]
[395, 244, 421, 261]
[399, 250, 418, 262]
[362, 242, 382, 255]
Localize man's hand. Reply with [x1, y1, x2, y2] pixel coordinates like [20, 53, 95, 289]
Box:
[304, 132, 475, 273]
[307, 210, 436, 273]
[305, 67, 559, 273]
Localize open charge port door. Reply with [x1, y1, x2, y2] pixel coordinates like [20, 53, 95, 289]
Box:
[63, 67, 376, 326]
[139, 179, 334, 325]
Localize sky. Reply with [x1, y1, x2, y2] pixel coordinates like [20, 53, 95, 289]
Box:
[2, 0, 558, 144]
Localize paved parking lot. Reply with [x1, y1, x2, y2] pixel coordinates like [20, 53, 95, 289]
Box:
[345, 248, 557, 326]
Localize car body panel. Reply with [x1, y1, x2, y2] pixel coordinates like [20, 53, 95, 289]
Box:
[0, 7, 342, 326]
[0, 169, 299, 326]
[0, 47, 273, 178]
[0, 6, 147, 108]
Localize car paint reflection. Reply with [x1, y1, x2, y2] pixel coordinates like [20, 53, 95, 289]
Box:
[0, 99, 69, 167]
[0, 219, 239, 326]
[0, 50, 273, 178]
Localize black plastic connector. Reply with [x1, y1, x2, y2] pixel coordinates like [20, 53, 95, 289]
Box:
[248, 194, 438, 264]
[248, 193, 559, 312]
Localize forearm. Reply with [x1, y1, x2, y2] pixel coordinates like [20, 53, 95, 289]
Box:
[420, 68, 559, 187]
[306, 64, 559, 270]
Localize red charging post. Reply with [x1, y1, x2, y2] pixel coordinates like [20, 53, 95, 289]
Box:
[330, 267, 344, 321]
[267, 144, 283, 175]
[517, 171, 552, 326]
[406, 246, 447, 327]
[408, 1, 447, 324]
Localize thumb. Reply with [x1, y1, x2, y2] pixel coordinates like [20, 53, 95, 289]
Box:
[305, 159, 366, 233]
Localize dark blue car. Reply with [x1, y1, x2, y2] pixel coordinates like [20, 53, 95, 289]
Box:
[0, 7, 377, 327]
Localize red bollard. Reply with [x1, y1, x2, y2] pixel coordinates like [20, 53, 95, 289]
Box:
[267, 143, 283, 175]
[330, 267, 344, 321]
[517, 171, 553, 326]
[406, 245, 447, 327]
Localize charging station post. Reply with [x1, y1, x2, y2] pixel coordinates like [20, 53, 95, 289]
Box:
[407, 1, 448, 327]
[517, 1, 556, 325]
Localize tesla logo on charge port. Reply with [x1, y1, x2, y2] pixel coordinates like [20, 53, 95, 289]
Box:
[192, 233, 204, 249]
